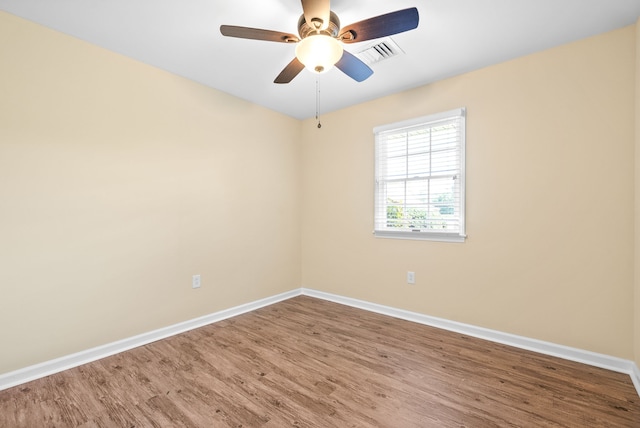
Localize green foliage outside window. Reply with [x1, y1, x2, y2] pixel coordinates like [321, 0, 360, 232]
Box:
[386, 195, 454, 230]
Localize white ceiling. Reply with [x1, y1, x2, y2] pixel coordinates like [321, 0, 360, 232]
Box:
[1, 0, 639, 120]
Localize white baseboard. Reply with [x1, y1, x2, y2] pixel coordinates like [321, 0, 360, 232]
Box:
[0, 289, 301, 392]
[2, 286, 639, 399]
[301, 288, 640, 398]
[632, 364, 640, 396]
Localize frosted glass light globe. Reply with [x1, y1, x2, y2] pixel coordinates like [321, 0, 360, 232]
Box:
[295, 34, 344, 73]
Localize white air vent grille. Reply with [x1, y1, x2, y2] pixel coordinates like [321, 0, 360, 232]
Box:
[354, 37, 404, 66]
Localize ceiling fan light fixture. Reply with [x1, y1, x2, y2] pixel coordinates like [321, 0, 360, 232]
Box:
[295, 34, 343, 73]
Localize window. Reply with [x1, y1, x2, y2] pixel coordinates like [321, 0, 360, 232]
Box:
[374, 108, 466, 242]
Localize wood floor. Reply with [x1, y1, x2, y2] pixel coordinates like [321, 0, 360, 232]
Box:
[1, 296, 638, 427]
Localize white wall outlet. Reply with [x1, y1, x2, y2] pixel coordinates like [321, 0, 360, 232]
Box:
[407, 271, 415, 284]
[192, 274, 201, 289]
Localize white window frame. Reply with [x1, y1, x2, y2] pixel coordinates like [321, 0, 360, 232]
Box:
[373, 108, 466, 242]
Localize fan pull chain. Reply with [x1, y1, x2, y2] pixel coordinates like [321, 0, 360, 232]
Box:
[315, 75, 322, 129]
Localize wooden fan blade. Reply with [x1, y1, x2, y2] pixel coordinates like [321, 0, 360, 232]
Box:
[335, 51, 373, 82]
[301, 0, 330, 31]
[220, 25, 299, 43]
[339, 7, 419, 44]
[274, 58, 306, 84]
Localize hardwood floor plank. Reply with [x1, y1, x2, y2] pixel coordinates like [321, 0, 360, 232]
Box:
[1, 296, 638, 427]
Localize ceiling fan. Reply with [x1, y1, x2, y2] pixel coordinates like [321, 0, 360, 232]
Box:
[220, 0, 419, 84]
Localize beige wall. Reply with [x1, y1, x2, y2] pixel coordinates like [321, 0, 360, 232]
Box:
[0, 12, 302, 374]
[1, 9, 638, 376]
[635, 18, 640, 367]
[302, 26, 636, 359]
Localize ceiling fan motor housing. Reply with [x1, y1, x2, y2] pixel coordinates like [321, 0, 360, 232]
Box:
[298, 11, 341, 39]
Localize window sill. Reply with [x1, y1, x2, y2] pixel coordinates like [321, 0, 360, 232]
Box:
[374, 230, 466, 243]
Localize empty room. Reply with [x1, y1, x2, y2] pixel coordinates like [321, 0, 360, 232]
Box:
[1, 0, 640, 426]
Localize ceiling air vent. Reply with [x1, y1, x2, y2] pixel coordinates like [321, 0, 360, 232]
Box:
[354, 37, 404, 66]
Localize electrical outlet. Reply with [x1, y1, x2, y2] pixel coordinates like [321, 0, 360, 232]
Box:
[192, 274, 201, 289]
[407, 271, 415, 284]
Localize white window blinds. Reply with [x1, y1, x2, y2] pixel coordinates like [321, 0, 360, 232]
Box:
[374, 108, 466, 242]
